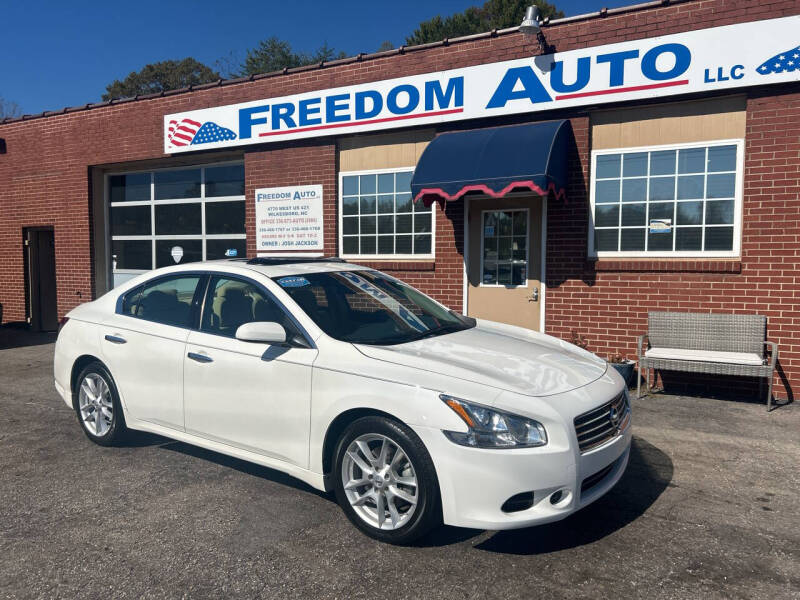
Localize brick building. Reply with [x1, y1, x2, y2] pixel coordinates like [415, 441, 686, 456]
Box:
[1, 0, 798, 402]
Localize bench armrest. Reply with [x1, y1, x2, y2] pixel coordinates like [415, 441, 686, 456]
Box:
[637, 334, 649, 361]
[764, 341, 778, 369]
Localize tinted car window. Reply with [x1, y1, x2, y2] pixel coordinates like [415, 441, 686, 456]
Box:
[120, 286, 143, 316]
[135, 275, 201, 328]
[201, 276, 296, 339]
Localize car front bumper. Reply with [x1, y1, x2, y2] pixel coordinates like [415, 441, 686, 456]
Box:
[412, 419, 632, 530]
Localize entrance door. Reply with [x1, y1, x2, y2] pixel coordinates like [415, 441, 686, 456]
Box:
[466, 196, 543, 331]
[24, 228, 58, 331]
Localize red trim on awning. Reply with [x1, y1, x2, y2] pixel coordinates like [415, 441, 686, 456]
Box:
[413, 179, 566, 206]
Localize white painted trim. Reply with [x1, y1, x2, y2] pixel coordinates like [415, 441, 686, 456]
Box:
[338, 168, 435, 260]
[539, 199, 547, 334]
[462, 198, 469, 315]
[588, 139, 744, 259]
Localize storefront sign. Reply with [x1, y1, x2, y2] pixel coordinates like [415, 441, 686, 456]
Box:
[255, 185, 324, 252]
[165, 16, 799, 153]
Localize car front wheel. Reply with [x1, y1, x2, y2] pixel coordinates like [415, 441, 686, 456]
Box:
[333, 416, 441, 544]
[73, 361, 127, 446]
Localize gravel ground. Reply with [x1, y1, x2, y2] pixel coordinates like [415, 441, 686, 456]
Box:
[0, 328, 798, 599]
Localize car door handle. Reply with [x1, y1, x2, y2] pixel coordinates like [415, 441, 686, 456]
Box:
[187, 352, 213, 363]
[104, 334, 127, 344]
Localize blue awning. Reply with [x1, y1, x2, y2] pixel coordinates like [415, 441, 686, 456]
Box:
[411, 120, 572, 205]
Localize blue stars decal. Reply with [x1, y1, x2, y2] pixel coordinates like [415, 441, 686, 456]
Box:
[757, 45, 800, 75]
[190, 122, 237, 145]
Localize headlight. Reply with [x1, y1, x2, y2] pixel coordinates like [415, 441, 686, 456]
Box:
[440, 394, 547, 449]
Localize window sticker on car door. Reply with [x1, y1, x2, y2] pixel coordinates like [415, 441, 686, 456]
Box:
[277, 276, 311, 287]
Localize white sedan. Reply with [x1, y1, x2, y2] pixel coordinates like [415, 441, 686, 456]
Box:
[54, 258, 631, 544]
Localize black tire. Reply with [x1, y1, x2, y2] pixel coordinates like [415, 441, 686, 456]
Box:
[333, 415, 441, 544]
[72, 361, 127, 446]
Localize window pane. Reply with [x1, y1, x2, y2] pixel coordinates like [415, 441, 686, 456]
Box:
[498, 263, 512, 285]
[155, 239, 202, 268]
[512, 264, 526, 286]
[413, 197, 431, 212]
[595, 154, 620, 178]
[595, 180, 620, 203]
[414, 213, 432, 233]
[377, 215, 394, 234]
[360, 195, 376, 214]
[378, 236, 394, 254]
[647, 229, 673, 251]
[620, 228, 645, 251]
[513, 211, 527, 235]
[595, 229, 618, 252]
[676, 227, 702, 250]
[359, 174, 376, 195]
[483, 262, 497, 285]
[396, 235, 412, 254]
[705, 200, 735, 224]
[395, 171, 413, 194]
[201, 277, 293, 338]
[342, 176, 358, 196]
[205, 164, 244, 197]
[360, 236, 376, 254]
[676, 201, 702, 225]
[678, 148, 705, 173]
[205, 201, 245, 234]
[677, 175, 704, 200]
[155, 203, 201, 235]
[137, 275, 200, 328]
[649, 202, 674, 220]
[595, 204, 619, 227]
[483, 237, 498, 262]
[704, 227, 733, 251]
[206, 238, 246, 260]
[497, 212, 513, 236]
[622, 178, 646, 202]
[111, 205, 151, 236]
[707, 173, 735, 198]
[342, 197, 358, 215]
[498, 238, 512, 261]
[342, 236, 358, 254]
[112, 240, 152, 270]
[621, 203, 646, 226]
[154, 169, 201, 200]
[396, 214, 412, 234]
[342, 217, 359, 235]
[360, 216, 376, 235]
[378, 173, 394, 194]
[512, 236, 526, 260]
[649, 176, 675, 201]
[623, 152, 648, 177]
[707, 145, 736, 172]
[378, 194, 394, 213]
[396, 193, 412, 213]
[110, 173, 150, 202]
[650, 150, 676, 175]
[414, 235, 432, 255]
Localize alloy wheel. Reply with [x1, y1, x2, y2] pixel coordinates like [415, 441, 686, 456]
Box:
[78, 373, 114, 437]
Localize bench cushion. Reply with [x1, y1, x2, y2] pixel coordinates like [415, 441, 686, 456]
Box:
[645, 347, 764, 366]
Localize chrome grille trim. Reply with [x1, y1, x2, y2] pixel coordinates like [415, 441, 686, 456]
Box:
[574, 391, 629, 453]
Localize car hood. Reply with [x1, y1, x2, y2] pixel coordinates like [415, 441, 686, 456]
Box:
[353, 320, 608, 398]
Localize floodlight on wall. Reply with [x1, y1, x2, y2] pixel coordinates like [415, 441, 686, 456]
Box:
[519, 5, 554, 54]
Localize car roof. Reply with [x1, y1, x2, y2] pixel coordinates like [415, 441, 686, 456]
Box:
[199, 258, 371, 278]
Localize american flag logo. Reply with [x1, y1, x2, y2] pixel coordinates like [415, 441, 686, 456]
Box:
[167, 118, 237, 147]
[757, 45, 800, 75]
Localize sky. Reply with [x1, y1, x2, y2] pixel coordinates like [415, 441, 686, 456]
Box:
[0, 0, 634, 115]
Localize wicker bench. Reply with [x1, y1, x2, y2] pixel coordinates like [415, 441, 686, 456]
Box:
[637, 312, 778, 410]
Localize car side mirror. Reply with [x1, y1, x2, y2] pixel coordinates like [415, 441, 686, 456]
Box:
[235, 321, 287, 345]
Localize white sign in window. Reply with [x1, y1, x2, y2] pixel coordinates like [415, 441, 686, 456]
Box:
[255, 185, 324, 252]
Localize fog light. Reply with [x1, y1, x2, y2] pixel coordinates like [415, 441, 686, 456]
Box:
[501, 491, 534, 513]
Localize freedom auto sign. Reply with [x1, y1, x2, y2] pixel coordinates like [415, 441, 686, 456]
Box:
[165, 16, 800, 153]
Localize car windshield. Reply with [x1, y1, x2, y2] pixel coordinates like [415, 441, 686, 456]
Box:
[273, 270, 475, 345]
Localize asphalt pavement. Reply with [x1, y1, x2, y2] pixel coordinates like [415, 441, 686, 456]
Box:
[1, 327, 798, 599]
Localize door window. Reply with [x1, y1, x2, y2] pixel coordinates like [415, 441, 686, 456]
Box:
[481, 209, 528, 286]
[133, 275, 202, 328]
[201, 276, 296, 339]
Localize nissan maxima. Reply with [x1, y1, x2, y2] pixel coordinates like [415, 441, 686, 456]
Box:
[54, 258, 631, 544]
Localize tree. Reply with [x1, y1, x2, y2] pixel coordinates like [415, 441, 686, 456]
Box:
[377, 40, 395, 52]
[406, 0, 563, 46]
[0, 97, 21, 119]
[240, 37, 346, 76]
[102, 58, 220, 101]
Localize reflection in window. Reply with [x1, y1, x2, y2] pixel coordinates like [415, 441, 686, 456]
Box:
[341, 170, 433, 256]
[482, 209, 528, 286]
[593, 143, 738, 254]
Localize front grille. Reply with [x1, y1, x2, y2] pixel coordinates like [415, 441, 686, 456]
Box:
[574, 392, 629, 453]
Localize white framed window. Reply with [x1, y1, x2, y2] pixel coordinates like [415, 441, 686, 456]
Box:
[480, 208, 529, 287]
[589, 140, 743, 258]
[108, 161, 245, 284]
[339, 168, 435, 259]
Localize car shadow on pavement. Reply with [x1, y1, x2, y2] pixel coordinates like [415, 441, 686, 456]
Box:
[471, 436, 673, 555]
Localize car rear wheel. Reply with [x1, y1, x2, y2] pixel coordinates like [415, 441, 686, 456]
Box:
[333, 416, 440, 544]
[74, 361, 127, 446]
